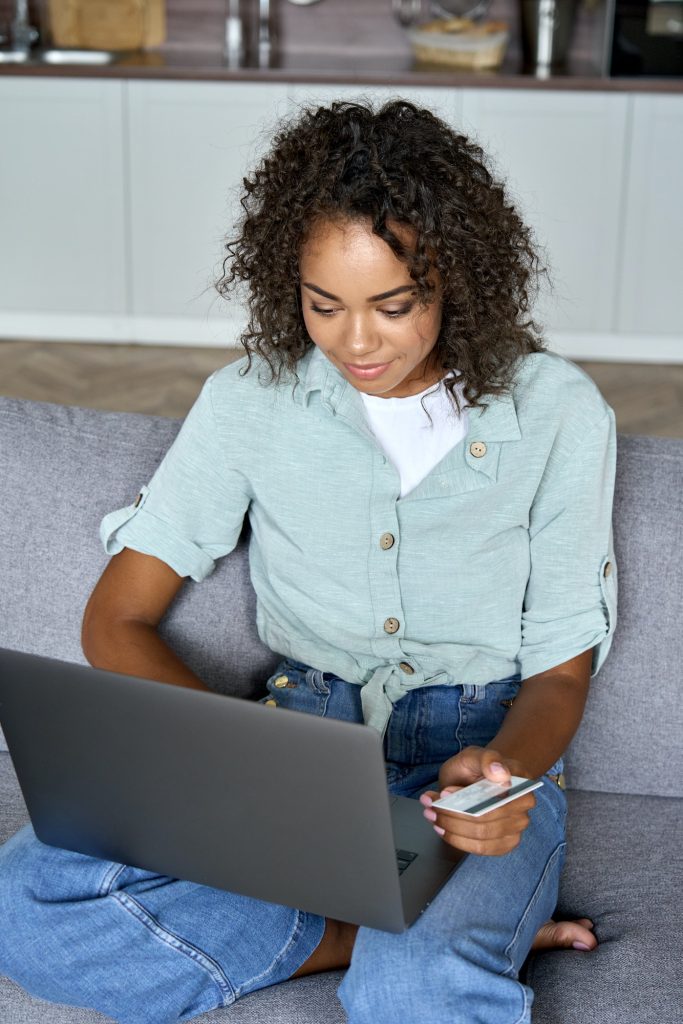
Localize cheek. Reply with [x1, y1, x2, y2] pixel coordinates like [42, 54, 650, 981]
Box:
[410, 305, 441, 348]
[302, 308, 323, 342]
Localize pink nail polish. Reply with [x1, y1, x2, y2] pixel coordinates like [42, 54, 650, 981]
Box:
[572, 942, 591, 951]
[419, 794, 433, 807]
[423, 809, 437, 822]
[433, 825, 445, 836]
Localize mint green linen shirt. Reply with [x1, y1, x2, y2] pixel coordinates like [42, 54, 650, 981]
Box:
[101, 346, 618, 738]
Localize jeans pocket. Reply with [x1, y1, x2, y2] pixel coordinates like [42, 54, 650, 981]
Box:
[258, 659, 330, 717]
[457, 675, 523, 750]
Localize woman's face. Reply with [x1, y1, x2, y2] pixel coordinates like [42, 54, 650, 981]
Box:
[299, 217, 443, 399]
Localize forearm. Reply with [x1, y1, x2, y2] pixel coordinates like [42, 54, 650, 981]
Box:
[487, 671, 590, 778]
[82, 618, 212, 693]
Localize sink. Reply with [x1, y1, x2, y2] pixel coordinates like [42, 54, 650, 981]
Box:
[0, 50, 29, 63]
[39, 49, 118, 65]
[0, 48, 118, 65]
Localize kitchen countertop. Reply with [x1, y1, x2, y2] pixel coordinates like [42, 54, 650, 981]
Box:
[0, 45, 681, 92]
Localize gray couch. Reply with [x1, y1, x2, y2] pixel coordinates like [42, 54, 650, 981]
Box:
[0, 394, 681, 1024]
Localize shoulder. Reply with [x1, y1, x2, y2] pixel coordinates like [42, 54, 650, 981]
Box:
[510, 351, 613, 457]
[205, 353, 298, 413]
[200, 353, 306, 452]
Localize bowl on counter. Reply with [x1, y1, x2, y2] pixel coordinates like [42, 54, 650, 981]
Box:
[408, 16, 509, 70]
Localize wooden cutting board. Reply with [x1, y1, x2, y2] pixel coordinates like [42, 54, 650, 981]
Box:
[48, 0, 166, 50]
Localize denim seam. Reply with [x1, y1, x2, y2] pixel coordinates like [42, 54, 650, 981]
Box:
[111, 890, 236, 1004]
[453, 692, 464, 752]
[501, 839, 567, 985]
[98, 862, 127, 897]
[235, 909, 316, 997]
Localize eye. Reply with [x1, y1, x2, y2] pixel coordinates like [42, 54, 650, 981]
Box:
[381, 303, 414, 319]
[310, 304, 337, 317]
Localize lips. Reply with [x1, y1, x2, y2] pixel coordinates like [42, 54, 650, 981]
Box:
[344, 361, 392, 380]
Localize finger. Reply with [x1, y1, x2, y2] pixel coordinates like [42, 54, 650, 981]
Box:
[420, 789, 449, 808]
[480, 750, 512, 784]
[420, 786, 464, 809]
[436, 812, 531, 843]
[437, 828, 526, 857]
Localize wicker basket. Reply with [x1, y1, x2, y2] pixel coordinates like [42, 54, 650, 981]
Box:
[409, 17, 509, 70]
[48, 0, 166, 51]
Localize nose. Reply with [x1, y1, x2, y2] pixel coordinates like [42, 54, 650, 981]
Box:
[343, 313, 381, 358]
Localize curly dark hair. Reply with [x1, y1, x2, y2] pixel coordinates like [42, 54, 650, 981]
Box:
[216, 97, 552, 412]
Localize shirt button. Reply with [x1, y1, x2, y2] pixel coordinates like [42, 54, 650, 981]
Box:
[264, 699, 277, 707]
[273, 675, 289, 688]
[384, 617, 400, 634]
[469, 441, 487, 458]
[603, 561, 613, 578]
[399, 661, 415, 675]
[380, 532, 395, 550]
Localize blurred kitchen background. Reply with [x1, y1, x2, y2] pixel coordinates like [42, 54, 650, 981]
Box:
[0, 0, 681, 433]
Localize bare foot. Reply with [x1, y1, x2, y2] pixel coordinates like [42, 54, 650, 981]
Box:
[532, 917, 597, 952]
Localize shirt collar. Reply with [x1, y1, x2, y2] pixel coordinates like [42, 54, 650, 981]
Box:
[297, 344, 521, 445]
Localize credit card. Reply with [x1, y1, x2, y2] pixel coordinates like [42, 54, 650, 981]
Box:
[431, 775, 544, 817]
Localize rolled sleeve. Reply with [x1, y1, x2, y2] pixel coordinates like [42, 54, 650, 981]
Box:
[100, 372, 251, 582]
[518, 409, 618, 681]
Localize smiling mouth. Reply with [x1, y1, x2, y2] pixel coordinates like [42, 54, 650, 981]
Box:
[343, 361, 392, 379]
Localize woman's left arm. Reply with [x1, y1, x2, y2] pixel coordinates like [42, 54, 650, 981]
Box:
[483, 647, 593, 779]
[422, 402, 618, 855]
[421, 651, 592, 856]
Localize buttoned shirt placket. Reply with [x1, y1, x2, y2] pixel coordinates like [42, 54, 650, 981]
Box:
[315, 362, 520, 738]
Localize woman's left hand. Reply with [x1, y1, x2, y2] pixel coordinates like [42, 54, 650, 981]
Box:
[420, 745, 537, 856]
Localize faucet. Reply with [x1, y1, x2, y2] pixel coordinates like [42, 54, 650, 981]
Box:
[10, 0, 38, 54]
[225, 0, 276, 68]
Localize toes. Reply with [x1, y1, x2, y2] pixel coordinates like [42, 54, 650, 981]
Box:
[531, 918, 598, 952]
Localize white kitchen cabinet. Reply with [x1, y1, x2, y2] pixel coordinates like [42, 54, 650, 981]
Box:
[459, 89, 629, 341]
[0, 75, 680, 360]
[287, 83, 461, 125]
[0, 78, 126, 317]
[126, 81, 288, 340]
[617, 94, 683, 336]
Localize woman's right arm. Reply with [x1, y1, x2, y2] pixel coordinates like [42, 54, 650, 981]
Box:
[81, 547, 213, 693]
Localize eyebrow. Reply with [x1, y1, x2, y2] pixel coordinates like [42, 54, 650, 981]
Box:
[303, 282, 415, 303]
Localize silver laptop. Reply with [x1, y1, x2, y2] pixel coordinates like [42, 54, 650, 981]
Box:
[0, 647, 464, 933]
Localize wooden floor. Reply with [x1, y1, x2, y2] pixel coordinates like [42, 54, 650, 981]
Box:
[0, 339, 681, 437]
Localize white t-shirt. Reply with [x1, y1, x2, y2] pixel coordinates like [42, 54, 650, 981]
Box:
[360, 373, 468, 498]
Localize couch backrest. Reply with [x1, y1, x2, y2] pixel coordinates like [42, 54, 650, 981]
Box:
[0, 396, 680, 797]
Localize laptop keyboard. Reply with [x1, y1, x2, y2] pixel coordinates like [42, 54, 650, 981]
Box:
[396, 849, 418, 874]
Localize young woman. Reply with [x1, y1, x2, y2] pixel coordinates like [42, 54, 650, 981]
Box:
[0, 99, 616, 1024]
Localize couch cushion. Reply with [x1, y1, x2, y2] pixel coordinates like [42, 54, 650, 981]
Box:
[527, 788, 683, 1024]
[563, 433, 683, 797]
[1, 754, 680, 1024]
[0, 398, 281, 754]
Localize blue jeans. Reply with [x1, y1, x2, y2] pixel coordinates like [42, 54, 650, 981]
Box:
[0, 659, 567, 1024]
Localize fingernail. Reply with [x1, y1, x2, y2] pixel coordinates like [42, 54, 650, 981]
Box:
[491, 763, 505, 773]
[433, 825, 445, 836]
[419, 794, 433, 807]
[572, 942, 591, 951]
[423, 809, 437, 822]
